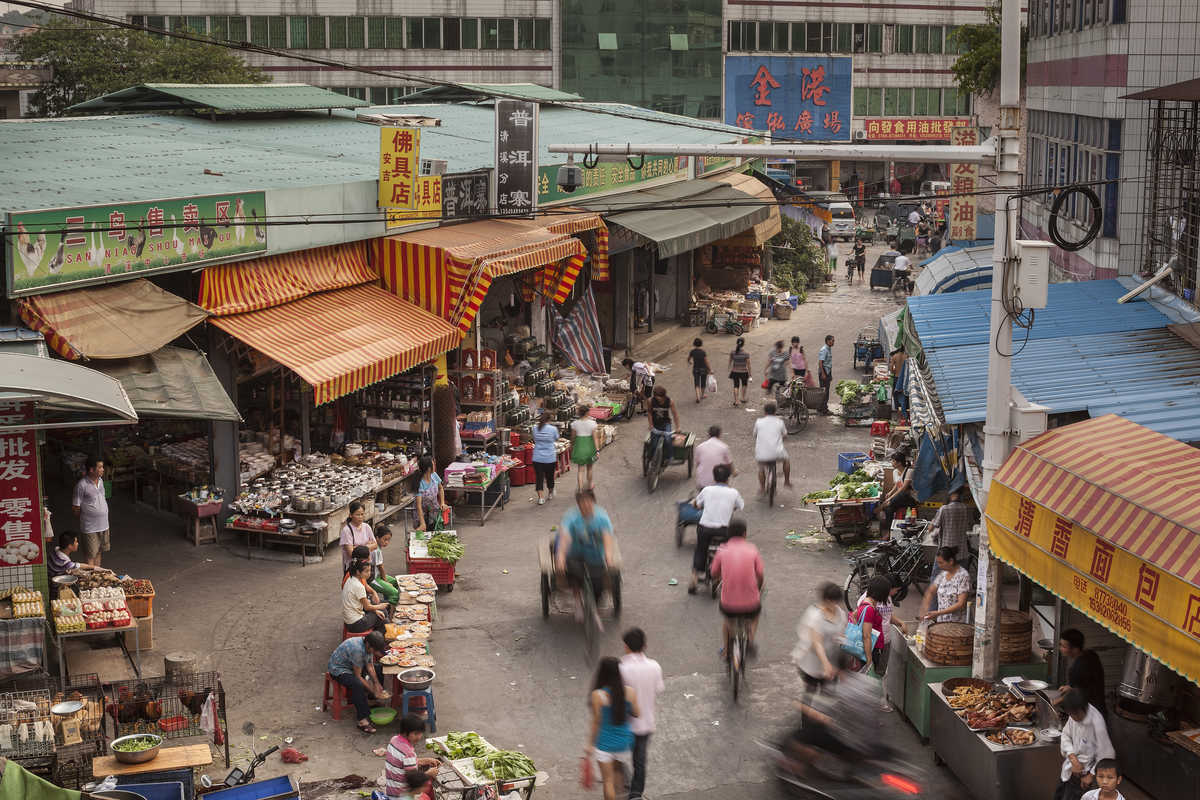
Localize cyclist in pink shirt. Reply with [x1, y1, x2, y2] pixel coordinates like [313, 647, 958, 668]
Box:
[709, 517, 764, 656]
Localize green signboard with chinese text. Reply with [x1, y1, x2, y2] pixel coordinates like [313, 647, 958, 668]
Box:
[537, 156, 689, 205]
[7, 192, 267, 296]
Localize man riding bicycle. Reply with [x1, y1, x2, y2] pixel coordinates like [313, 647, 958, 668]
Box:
[709, 518, 763, 656]
[688, 463, 743, 595]
[554, 490, 616, 623]
[753, 401, 791, 495]
[647, 385, 680, 444]
[892, 251, 912, 295]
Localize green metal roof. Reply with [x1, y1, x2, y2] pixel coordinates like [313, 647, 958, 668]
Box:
[400, 83, 583, 103]
[67, 83, 369, 114]
[0, 102, 746, 214]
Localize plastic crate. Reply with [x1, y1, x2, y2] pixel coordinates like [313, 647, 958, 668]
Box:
[407, 556, 455, 588]
[114, 782, 185, 800]
[837, 452, 869, 474]
[204, 776, 297, 800]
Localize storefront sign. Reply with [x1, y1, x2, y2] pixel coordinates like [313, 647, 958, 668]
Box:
[698, 156, 737, 176]
[987, 483, 1200, 683]
[495, 99, 538, 218]
[723, 55, 853, 142]
[537, 156, 688, 204]
[386, 176, 443, 229]
[0, 402, 43, 568]
[949, 126, 979, 241]
[7, 192, 267, 297]
[442, 172, 491, 220]
[379, 127, 421, 209]
[863, 118, 970, 141]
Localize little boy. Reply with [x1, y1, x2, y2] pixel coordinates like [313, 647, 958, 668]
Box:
[49, 531, 107, 580]
[370, 525, 400, 604]
[1081, 759, 1124, 800]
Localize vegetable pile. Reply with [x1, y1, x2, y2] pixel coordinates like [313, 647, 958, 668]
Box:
[113, 735, 159, 752]
[429, 731, 491, 758]
[473, 750, 537, 780]
[803, 468, 881, 502]
[427, 532, 465, 564]
[835, 380, 869, 406]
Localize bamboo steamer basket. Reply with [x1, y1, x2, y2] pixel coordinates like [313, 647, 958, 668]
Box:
[998, 609, 1033, 664]
[924, 622, 974, 665]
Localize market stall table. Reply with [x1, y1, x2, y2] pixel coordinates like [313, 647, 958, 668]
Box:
[92, 743, 213, 778]
[451, 469, 511, 527]
[927, 680, 1061, 800]
[49, 619, 140, 680]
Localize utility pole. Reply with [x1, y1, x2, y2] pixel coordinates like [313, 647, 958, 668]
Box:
[972, 0, 1023, 681]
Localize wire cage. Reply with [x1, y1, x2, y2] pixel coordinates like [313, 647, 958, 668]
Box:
[0, 687, 57, 759]
[1141, 99, 1200, 301]
[54, 741, 103, 789]
[104, 670, 230, 765]
[51, 672, 107, 747]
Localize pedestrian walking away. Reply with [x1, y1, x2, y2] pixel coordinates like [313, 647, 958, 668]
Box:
[728, 337, 751, 406]
[587, 656, 641, 800]
[531, 410, 560, 505]
[72, 457, 109, 568]
[570, 404, 602, 491]
[687, 337, 711, 403]
[788, 337, 807, 378]
[817, 335, 834, 414]
[693, 425, 734, 490]
[764, 340, 789, 395]
[928, 488, 972, 574]
[688, 463, 744, 593]
[753, 401, 792, 493]
[619, 628, 663, 800]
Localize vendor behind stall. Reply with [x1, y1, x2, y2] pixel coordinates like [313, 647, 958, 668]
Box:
[876, 452, 918, 536]
[412, 457, 449, 532]
[48, 531, 108, 580]
[342, 559, 389, 634]
[919, 547, 971, 624]
[371, 526, 400, 604]
[1057, 629, 1107, 716]
[327, 631, 390, 734]
[340, 501, 377, 570]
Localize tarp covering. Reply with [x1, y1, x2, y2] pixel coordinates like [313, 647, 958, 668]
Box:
[17, 278, 207, 361]
[198, 242, 375, 316]
[210, 284, 459, 406]
[0, 352, 137, 430]
[93, 346, 240, 422]
[986, 414, 1200, 685]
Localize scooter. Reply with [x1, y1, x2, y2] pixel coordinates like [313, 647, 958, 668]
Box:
[198, 745, 279, 793]
[760, 733, 927, 799]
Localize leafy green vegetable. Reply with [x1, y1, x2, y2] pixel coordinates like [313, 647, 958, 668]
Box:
[473, 750, 537, 780]
[113, 736, 159, 752]
[835, 380, 870, 405]
[427, 532, 464, 563]
[428, 731, 491, 758]
[803, 489, 835, 502]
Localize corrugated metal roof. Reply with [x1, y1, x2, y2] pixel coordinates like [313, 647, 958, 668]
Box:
[400, 83, 583, 103]
[914, 245, 993, 295]
[0, 102, 744, 214]
[67, 83, 369, 113]
[924, 327, 1200, 441]
[907, 279, 1170, 350]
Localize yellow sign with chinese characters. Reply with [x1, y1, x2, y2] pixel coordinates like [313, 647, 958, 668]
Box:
[379, 127, 421, 209]
[949, 125, 979, 241]
[385, 176, 443, 230]
[987, 482, 1200, 686]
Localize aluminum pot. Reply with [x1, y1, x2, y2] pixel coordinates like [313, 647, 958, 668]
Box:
[1117, 647, 1178, 708]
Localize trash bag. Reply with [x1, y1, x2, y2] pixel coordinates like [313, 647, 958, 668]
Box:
[706, 374, 718, 395]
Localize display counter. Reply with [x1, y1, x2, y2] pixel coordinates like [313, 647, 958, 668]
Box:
[928, 680, 1061, 800]
[889, 632, 1048, 739]
[1110, 708, 1200, 799]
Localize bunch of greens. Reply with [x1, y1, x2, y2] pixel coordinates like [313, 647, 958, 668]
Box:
[835, 380, 868, 405]
[428, 532, 465, 563]
[830, 469, 871, 487]
[836, 482, 880, 500]
[428, 731, 490, 758]
[802, 489, 835, 502]
[473, 750, 537, 780]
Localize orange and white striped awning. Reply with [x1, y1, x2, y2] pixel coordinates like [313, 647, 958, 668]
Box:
[986, 414, 1200, 685]
[198, 242, 375, 316]
[374, 213, 606, 335]
[210, 284, 459, 406]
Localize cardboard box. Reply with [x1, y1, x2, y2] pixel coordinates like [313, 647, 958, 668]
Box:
[121, 613, 153, 651]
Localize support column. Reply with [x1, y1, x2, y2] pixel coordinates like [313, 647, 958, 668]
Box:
[206, 329, 240, 516]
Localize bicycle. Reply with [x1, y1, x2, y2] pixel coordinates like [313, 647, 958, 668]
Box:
[727, 616, 749, 702]
[891, 272, 912, 299]
[581, 567, 602, 661]
[761, 459, 778, 507]
[842, 520, 932, 611]
[643, 430, 667, 493]
[774, 380, 809, 434]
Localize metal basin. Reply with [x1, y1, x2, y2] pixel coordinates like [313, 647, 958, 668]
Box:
[110, 733, 162, 764]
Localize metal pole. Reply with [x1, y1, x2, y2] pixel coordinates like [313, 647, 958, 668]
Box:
[546, 141, 996, 165]
[972, 0, 1022, 681]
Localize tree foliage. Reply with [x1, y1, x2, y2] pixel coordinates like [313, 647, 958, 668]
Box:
[14, 17, 267, 117]
[948, 4, 1028, 97]
[768, 216, 826, 296]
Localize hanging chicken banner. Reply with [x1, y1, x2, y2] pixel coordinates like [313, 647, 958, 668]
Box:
[7, 192, 268, 297]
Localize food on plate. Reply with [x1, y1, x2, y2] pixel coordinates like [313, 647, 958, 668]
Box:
[416, 593, 436, 604]
[986, 727, 1037, 746]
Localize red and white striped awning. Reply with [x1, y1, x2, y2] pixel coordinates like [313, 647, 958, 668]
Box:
[198, 243, 375, 316]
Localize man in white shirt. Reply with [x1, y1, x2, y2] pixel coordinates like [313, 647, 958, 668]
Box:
[892, 252, 912, 295]
[689, 464, 744, 593]
[72, 457, 109, 567]
[907, 208, 922, 225]
[753, 401, 791, 493]
[619, 627, 664, 800]
[1056, 689, 1115, 800]
[693, 425, 733, 489]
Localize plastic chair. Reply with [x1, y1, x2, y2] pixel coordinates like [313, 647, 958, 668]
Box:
[322, 672, 349, 720]
[400, 687, 437, 732]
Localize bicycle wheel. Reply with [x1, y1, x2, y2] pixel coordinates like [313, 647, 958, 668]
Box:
[786, 401, 807, 434]
[540, 573, 551, 618]
[842, 561, 874, 611]
[647, 439, 664, 493]
[767, 462, 777, 507]
[731, 630, 744, 702]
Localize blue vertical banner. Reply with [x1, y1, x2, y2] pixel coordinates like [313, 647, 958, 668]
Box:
[724, 55, 853, 142]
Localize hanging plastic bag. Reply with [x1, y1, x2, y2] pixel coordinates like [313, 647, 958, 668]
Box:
[579, 755, 595, 789]
[706, 374, 718, 395]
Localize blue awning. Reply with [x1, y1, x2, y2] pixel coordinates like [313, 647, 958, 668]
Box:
[914, 245, 994, 295]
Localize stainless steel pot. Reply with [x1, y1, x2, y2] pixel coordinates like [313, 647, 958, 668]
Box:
[1117, 647, 1178, 708]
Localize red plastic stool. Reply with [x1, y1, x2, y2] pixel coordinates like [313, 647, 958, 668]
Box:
[322, 672, 349, 720]
[870, 421, 891, 436]
[342, 625, 371, 641]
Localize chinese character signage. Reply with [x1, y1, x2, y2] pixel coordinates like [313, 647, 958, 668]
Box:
[863, 118, 970, 141]
[0, 402, 42, 568]
[386, 176, 444, 229]
[7, 193, 267, 297]
[987, 481, 1200, 686]
[949, 126, 979, 242]
[538, 156, 688, 204]
[723, 55, 853, 142]
[442, 172, 491, 220]
[380, 127, 422, 210]
[495, 99, 538, 218]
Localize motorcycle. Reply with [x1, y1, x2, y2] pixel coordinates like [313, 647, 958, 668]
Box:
[762, 728, 927, 799]
[199, 744, 279, 793]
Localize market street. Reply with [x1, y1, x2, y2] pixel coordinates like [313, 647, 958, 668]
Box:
[62, 248, 967, 798]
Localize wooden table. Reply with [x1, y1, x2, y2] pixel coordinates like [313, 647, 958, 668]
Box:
[92, 743, 213, 777]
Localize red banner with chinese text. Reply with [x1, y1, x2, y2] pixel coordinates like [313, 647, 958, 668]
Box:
[0, 402, 44, 568]
[862, 118, 970, 141]
[949, 126, 979, 241]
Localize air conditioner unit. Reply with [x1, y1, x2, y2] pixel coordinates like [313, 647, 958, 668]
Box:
[853, 130, 868, 141]
[420, 159, 448, 176]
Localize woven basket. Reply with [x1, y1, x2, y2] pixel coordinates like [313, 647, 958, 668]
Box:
[924, 622, 974, 665]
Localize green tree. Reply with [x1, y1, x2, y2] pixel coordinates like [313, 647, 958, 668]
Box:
[14, 17, 267, 117]
[768, 216, 826, 296]
[948, 4, 1028, 97]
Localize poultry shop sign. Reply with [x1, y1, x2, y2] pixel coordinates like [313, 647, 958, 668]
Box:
[6, 192, 268, 297]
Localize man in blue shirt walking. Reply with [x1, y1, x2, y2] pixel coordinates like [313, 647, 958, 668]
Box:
[817, 334, 835, 414]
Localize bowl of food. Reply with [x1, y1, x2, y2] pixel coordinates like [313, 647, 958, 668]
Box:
[1017, 679, 1049, 693]
[110, 733, 162, 764]
[398, 668, 435, 691]
[941, 677, 993, 697]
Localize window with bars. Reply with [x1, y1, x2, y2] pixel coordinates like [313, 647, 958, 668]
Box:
[728, 21, 755, 51]
[497, 18, 515, 49]
[853, 87, 883, 117]
[289, 17, 308, 48]
[896, 25, 913, 53]
[229, 16, 246, 41]
[250, 16, 268, 46]
[147, 15, 165, 32]
[268, 16, 286, 47]
[424, 18, 441, 49]
[308, 17, 325, 48]
[518, 18, 534, 49]
[835, 23, 852, 53]
[329, 17, 346, 48]
[534, 19, 550, 49]
[482, 18, 500, 49]
[368, 17, 386, 49]
[370, 87, 387, 104]
[461, 18, 478, 48]
[386, 18, 404, 49]
[347, 17, 365, 48]
[208, 16, 228, 40]
[867, 23, 882, 52]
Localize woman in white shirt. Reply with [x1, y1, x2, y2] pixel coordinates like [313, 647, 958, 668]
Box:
[570, 404, 601, 492]
[919, 548, 971, 624]
[792, 582, 846, 698]
[342, 559, 389, 634]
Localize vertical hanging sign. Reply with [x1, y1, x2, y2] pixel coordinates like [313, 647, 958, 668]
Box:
[380, 127, 422, 211]
[949, 126, 979, 242]
[495, 100, 538, 218]
[0, 402, 43, 568]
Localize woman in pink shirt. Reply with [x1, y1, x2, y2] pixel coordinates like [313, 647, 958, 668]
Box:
[693, 425, 733, 489]
[709, 518, 764, 656]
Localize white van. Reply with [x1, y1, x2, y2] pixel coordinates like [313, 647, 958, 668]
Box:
[829, 201, 856, 240]
[920, 180, 951, 196]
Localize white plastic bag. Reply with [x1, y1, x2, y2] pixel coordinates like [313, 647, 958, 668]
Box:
[706, 374, 718, 395]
